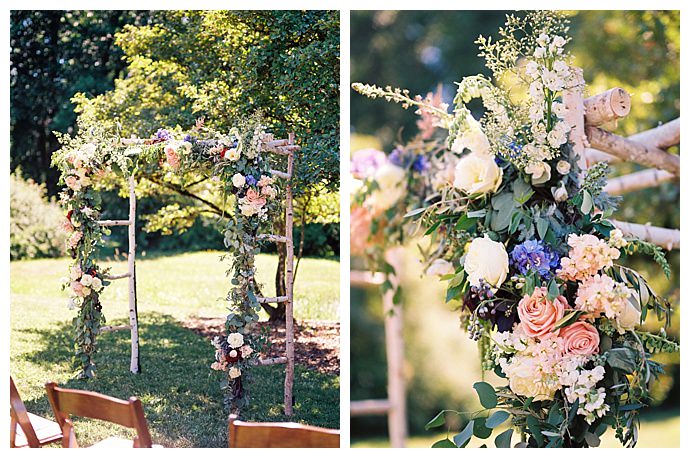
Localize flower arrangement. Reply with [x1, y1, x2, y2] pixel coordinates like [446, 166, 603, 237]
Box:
[353, 11, 678, 448]
[53, 115, 281, 410]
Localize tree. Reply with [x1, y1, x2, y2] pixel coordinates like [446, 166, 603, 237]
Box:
[10, 11, 152, 194]
[73, 10, 340, 321]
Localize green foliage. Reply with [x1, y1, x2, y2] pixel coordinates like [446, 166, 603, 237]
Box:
[10, 170, 67, 260]
[74, 10, 339, 194]
[10, 11, 152, 194]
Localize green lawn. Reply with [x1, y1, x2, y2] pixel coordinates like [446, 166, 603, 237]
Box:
[351, 410, 680, 448]
[10, 251, 340, 447]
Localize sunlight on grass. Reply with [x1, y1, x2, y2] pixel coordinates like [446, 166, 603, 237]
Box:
[10, 252, 340, 447]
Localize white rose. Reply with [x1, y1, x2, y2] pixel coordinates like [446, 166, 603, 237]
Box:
[91, 277, 103, 292]
[426, 259, 454, 277]
[547, 128, 567, 148]
[70, 265, 82, 281]
[556, 160, 571, 175]
[227, 332, 244, 348]
[226, 148, 240, 161]
[616, 295, 642, 331]
[229, 350, 238, 358]
[464, 235, 509, 289]
[228, 367, 242, 379]
[369, 163, 406, 213]
[451, 114, 490, 156]
[453, 152, 503, 196]
[80, 274, 93, 287]
[525, 161, 552, 185]
[231, 173, 246, 188]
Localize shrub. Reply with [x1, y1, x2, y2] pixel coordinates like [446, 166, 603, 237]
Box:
[10, 171, 67, 260]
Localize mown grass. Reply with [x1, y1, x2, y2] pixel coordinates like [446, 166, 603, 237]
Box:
[10, 251, 339, 447]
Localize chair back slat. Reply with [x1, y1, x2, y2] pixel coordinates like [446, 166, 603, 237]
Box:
[45, 382, 153, 448]
[10, 376, 41, 448]
[228, 414, 339, 448]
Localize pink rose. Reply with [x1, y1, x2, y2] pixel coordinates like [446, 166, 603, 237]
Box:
[61, 218, 74, 233]
[245, 188, 266, 210]
[560, 321, 600, 356]
[517, 287, 567, 338]
[65, 176, 81, 191]
[164, 145, 180, 170]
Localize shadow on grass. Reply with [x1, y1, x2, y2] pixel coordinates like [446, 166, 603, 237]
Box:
[17, 312, 339, 447]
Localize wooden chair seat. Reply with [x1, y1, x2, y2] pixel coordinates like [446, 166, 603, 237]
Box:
[228, 414, 339, 448]
[12, 412, 63, 448]
[10, 376, 63, 448]
[45, 382, 156, 448]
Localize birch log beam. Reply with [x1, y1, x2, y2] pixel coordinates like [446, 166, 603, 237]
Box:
[585, 125, 680, 176]
[604, 169, 676, 195]
[563, 68, 587, 169]
[611, 220, 680, 250]
[583, 88, 631, 126]
[585, 117, 680, 164]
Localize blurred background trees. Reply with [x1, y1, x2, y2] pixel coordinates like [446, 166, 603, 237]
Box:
[350, 10, 679, 443]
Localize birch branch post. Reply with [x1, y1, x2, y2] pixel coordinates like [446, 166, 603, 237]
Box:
[604, 169, 676, 195]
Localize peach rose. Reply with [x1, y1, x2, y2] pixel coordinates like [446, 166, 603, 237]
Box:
[517, 287, 567, 338]
[164, 145, 180, 170]
[245, 188, 267, 209]
[560, 321, 600, 356]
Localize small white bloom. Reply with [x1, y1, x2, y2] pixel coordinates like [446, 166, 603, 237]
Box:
[553, 185, 569, 202]
[525, 161, 552, 185]
[556, 160, 571, 175]
[227, 332, 245, 348]
[91, 277, 103, 292]
[552, 101, 566, 118]
[229, 350, 238, 358]
[553, 60, 569, 76]
[542, 69, 564, 92]
[536, 33, 550, 47]
[80, 274, 94, 287]
[525, 60, 540, 78]
[534, 47, 546, 59]
[228, 366, 242, 379]
[608, 229, 628, 248]
[547, 128, 568, 148]
[231, 173, 246, 188]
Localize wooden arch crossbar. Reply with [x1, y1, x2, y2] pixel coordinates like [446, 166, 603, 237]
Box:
[95, 133, 299, 416]
[563, 70, 680, 250]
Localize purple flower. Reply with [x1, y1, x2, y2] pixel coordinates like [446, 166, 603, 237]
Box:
[245, 175, 257, 186]
[388, 148, 405, 167]
[183, 134, 196, 143]
[412, 154, 429, 172]
[154, 128, 172, 141]
[351, 149, 387, 179]
[510, 239, 559, 279]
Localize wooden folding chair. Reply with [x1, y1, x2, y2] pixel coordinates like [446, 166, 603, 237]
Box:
[44, 381, 154, 448]
[228, 414, 339, 448]
[10, 376, 63, 448]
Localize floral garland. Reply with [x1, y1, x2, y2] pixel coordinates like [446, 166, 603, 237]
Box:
[53, 116, 281, 409]
[353, 11, 679, 448]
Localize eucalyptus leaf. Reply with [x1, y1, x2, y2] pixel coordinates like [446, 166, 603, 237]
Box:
[495, 428, 513, 448]
[473, 381, 497, 409]
[453, 420, 474, 448]
[486, 410, 510, 428]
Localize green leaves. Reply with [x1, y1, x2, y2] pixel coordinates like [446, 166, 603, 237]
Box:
[553, 310, 587, 331]
[606, 347, 638, 373]
[490, 192, 516, 232]
[486, 410, 510, 428]
[453, 420, 474, 447]
[580, 189, 593, 214]
[473, 381, 497, 409]
[425, 411, 447, 430]
[494, 428, 513, 448]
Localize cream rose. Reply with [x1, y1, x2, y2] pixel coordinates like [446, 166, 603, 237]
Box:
[227, 332, 244, 348]
[231, 173, 246, 188]
[560, 321, 600, 356]
[226, 148, 240, 161]
[369, 163, 406, 214]
[517, 287, 567, 338]
[91, 277, 103, 292]
[453, 152, 503, 195]
[228, 367, 242, 379]
[525, 161, 552, 185]
[450, 115, 491, 155]
[463, 235, 509, 289]
[426, 259, 454, 277]
[80, 274, 94, 287]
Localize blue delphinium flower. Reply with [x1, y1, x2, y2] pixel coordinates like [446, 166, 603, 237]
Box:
[412, 154, 429, 172]
[183, 134, 196, 143]
[510, 239, 559, 279]
[154, 128, 172, 141]
[245, 175, 257, 186]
